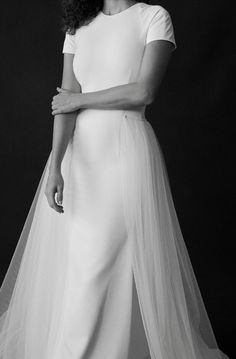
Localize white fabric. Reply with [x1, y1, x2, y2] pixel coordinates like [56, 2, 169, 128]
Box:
[0, 2, 229, 359]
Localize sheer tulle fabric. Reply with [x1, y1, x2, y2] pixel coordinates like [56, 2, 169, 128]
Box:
[0, 145, 74, 358]
[119, 111, 228, 359]
[0, 110, 229, 359]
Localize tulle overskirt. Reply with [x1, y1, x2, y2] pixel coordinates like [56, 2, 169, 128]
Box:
[120, 111, 229, 359]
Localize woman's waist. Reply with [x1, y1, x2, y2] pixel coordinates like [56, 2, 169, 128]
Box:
[72, 107, 146, 153]
[71, 106, 149, 164]
[75, 106, 146, 122]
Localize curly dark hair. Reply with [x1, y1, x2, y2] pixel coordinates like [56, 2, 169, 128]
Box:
[61, 0, 151, 34]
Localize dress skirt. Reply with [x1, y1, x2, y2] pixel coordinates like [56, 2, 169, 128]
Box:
[0, 108, 229, 359]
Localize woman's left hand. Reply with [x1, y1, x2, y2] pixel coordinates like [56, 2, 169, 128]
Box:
[51, 87, 81, 115]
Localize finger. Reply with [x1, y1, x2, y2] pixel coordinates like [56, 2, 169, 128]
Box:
[52, 96, 60, 103]
[49, 199, 63, 213]
[52, 109, 64, 115]
[51, 100, 59, 107]
[52, 110, 59, 116]
[57, 185, 64, 206]
[47, 192, 58, 211]
[46, 190, 63, 213]
[56, 87, 66, 93]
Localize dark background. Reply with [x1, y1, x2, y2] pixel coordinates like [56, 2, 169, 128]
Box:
[0, 0, 234, 356]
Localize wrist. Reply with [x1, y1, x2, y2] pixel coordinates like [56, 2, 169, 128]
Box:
[49, 163, 61, 174]
[74, 92, 84, 110]
[75, 92, 86, 109]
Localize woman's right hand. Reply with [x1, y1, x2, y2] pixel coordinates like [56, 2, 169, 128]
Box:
[44, 170, 64, 213]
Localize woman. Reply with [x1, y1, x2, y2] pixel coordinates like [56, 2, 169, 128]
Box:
[0, 1, 230, 358]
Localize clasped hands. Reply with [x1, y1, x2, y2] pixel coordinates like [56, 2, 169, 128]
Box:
[51, 87, 81, 116]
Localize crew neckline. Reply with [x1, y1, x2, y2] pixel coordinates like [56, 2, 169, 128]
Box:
[100, 2, 139, 17]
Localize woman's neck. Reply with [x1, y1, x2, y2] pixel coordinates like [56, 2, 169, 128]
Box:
[102, 0, 137, 16]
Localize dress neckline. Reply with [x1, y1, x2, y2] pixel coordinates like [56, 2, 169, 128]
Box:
[100, 2, 139, 18]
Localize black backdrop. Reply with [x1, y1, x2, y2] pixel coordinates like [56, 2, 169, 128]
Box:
[0, 0, 234, 356]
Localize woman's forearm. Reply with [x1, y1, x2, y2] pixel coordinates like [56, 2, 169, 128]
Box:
[78, 82, 152, 110]
[49, 112, 77, 173]
[52, 82, 154, 116]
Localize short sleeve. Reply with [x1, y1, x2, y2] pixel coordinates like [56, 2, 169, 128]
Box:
[146, 6, 177, 51]
[62, 32, 77, 54]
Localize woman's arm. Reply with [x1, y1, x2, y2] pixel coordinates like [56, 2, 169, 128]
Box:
[49, 54, 81, 172]
[45, 53, 81, 213]
[51, 40, 174, 115]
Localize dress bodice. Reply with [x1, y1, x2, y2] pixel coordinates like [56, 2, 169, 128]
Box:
[62, 2, 177, 94]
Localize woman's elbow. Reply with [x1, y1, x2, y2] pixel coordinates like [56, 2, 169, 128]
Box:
[137, 84, 155, 106]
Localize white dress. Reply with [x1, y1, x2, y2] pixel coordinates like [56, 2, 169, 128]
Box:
[0, 3, 230, 359]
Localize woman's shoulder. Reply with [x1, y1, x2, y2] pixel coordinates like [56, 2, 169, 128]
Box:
[137, 2, 176, 49]
[137, 2, 175, 30]
[138, 2, 171, 19]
